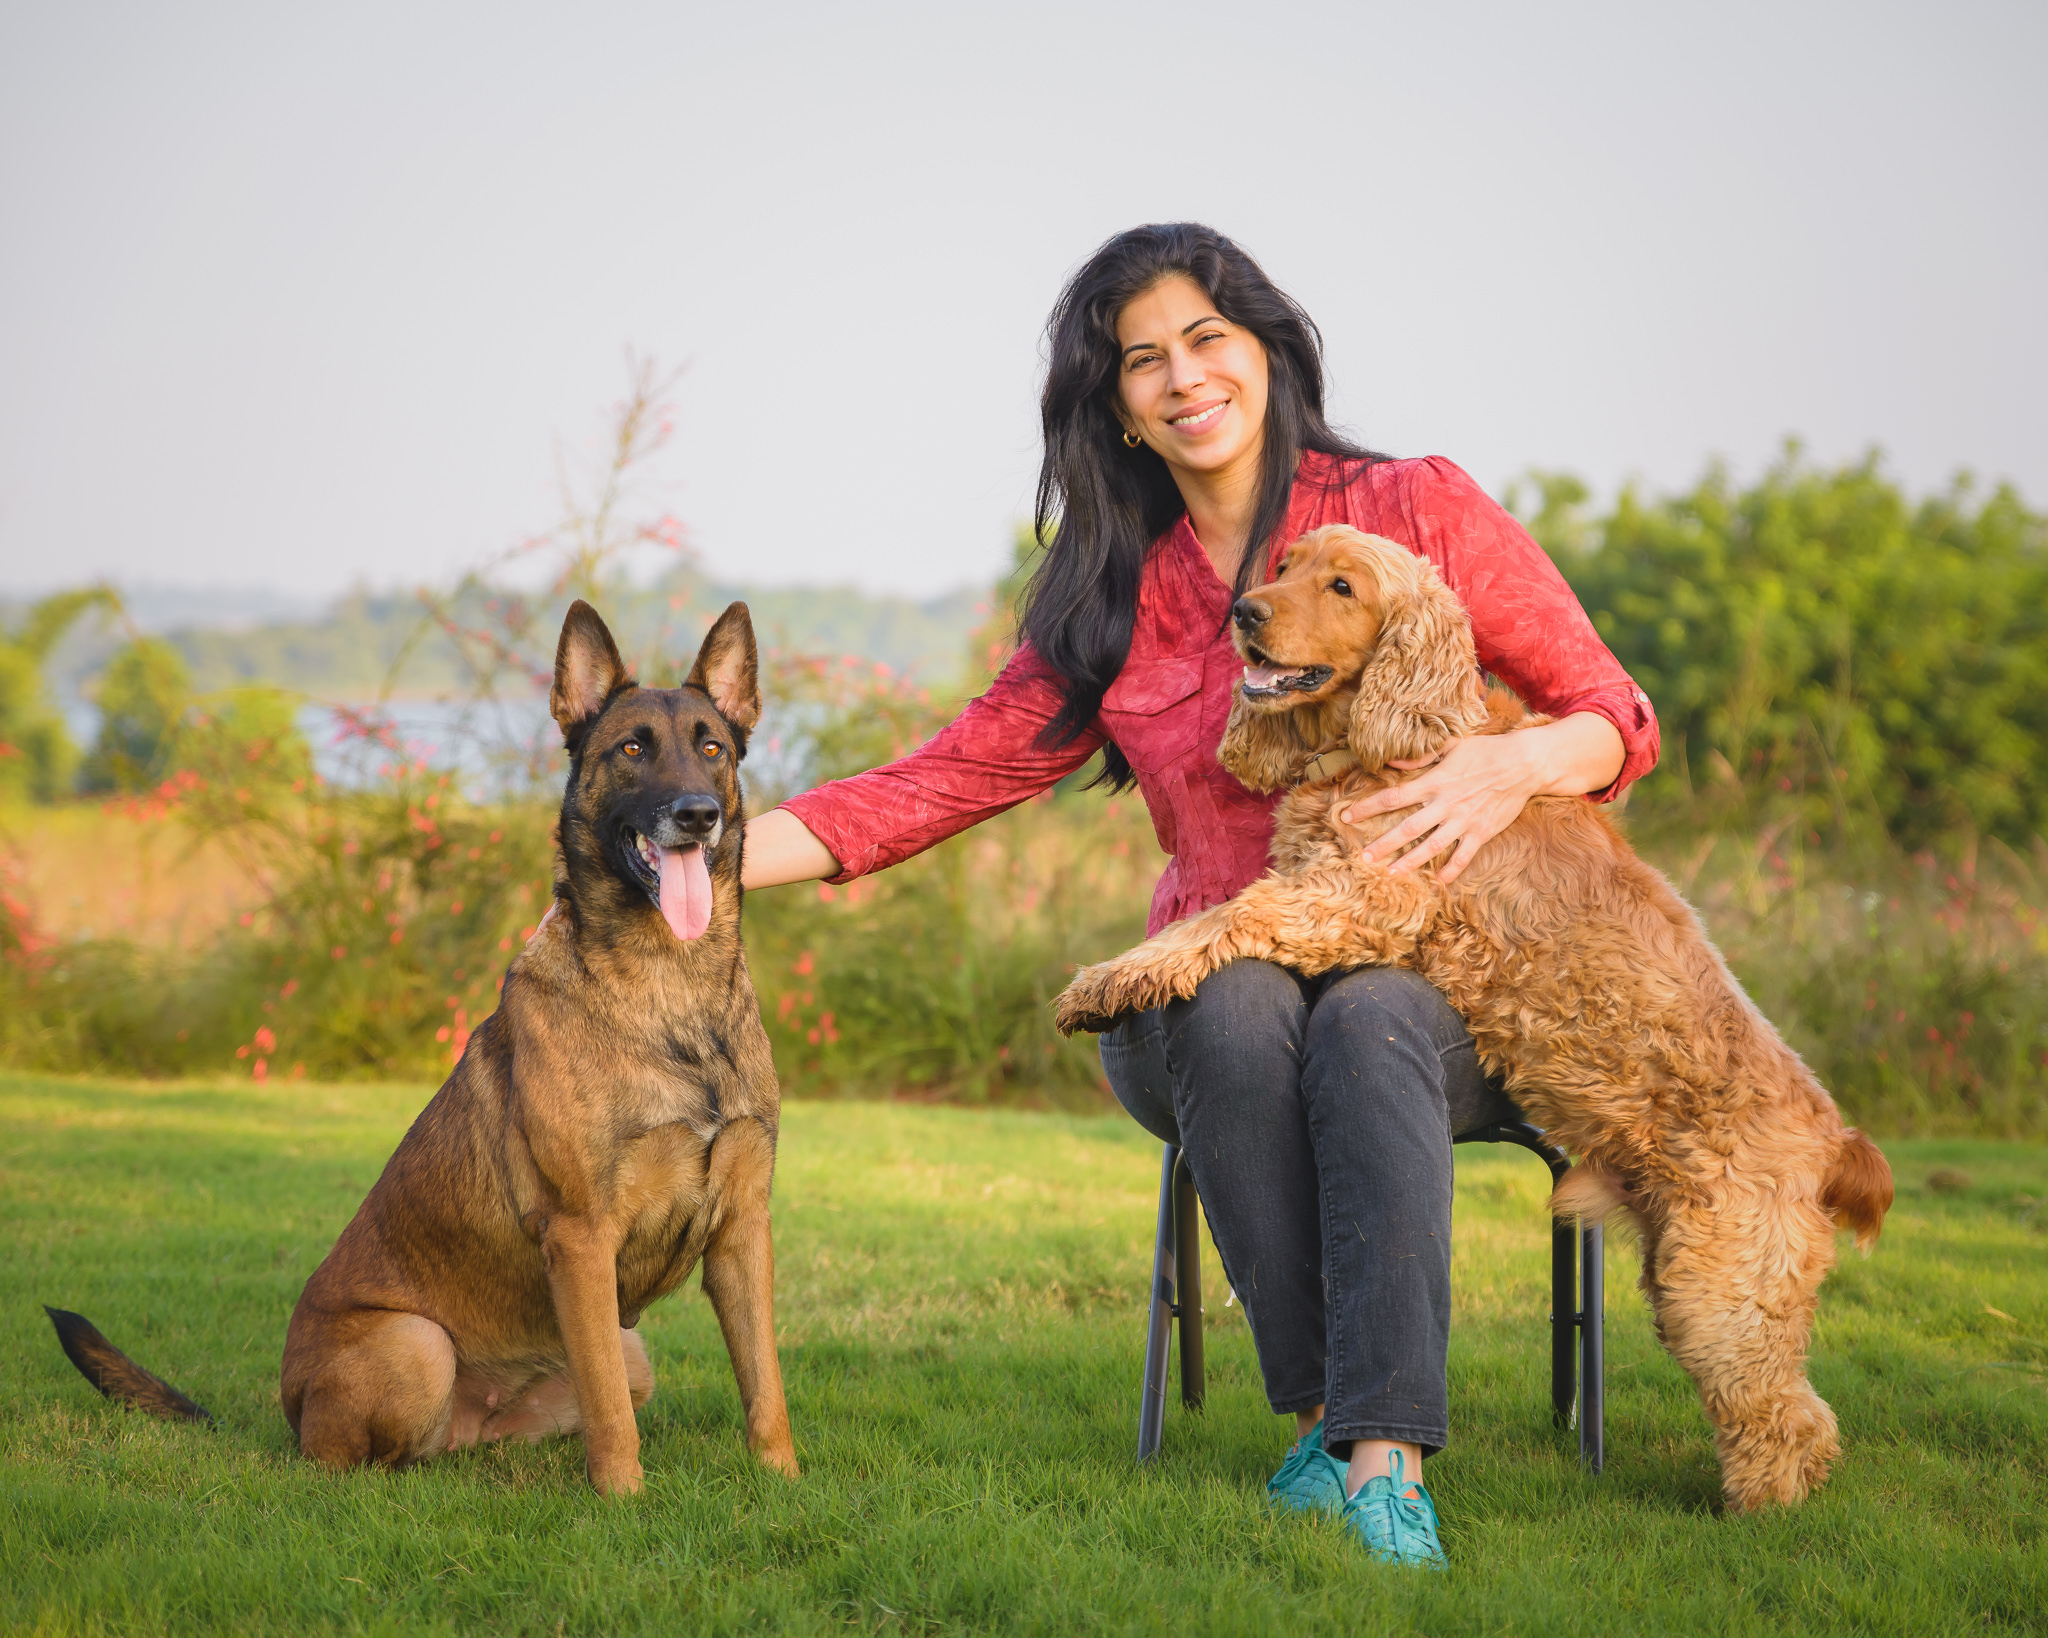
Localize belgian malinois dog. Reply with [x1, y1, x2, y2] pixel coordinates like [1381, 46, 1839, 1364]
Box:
[49, 599, 795, 1495]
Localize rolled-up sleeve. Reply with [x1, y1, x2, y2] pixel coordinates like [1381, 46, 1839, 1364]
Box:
[778, 645, 1104, 882]
[1399, 457, 1660, 802]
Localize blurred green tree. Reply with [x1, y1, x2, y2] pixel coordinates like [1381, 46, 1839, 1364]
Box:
[0, 587, 121, 803]
[1514, 448, 2048, 847]
[81, 637, 193, 793]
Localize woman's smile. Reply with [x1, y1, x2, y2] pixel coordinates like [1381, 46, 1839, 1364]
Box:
[1167, 399, 1229, 432]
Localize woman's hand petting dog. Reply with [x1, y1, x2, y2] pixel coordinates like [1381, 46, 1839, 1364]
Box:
[1343, 713, 1625, 884]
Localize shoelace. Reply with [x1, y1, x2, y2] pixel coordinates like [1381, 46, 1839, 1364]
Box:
[1350, 1450, 1442, 1563]
[1268, 1422, 1338, 1504]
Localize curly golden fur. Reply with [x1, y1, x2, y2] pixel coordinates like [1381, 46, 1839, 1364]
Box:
[1054, 525, 1893, 1513]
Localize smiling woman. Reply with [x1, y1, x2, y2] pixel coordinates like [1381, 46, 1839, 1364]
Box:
[740, 222, 1660, 1568]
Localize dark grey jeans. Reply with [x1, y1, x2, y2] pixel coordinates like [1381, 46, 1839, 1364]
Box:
[1099, 959, 1513, 1456]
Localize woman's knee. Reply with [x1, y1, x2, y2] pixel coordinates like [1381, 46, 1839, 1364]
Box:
[1156, 959, 1308, 1115]
[1161, 959, 1305, 1060]
[1307, 968, 1467, 1057]
[1099, 1017, 1180, 1145]
[1300, 967, 1467, 1125]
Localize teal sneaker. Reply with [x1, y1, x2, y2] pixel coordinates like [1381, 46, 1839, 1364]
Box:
[1266, 1421, 1346, 1514]
[1340, 1450, 1447, 1570]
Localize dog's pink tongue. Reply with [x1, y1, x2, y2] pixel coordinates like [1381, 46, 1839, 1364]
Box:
[1244, 663, 1291, 689]
[657, 846, 713, 941]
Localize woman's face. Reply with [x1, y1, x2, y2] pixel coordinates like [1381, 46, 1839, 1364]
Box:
[1114, 274, 1269, 480]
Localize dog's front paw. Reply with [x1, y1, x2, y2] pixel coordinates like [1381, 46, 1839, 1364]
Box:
[1052, 971, 1120, 1037]
[1053, 957, 1175, 1036]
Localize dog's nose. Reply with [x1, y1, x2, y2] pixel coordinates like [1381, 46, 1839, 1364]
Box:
[668, 793, 722, 837]
[1232, 595, 1270, 630]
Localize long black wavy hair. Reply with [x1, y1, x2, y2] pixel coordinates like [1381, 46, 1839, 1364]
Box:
[1019, 223, 1389, 789]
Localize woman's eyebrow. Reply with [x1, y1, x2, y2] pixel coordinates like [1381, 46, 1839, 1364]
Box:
[1121, 316, 1226, 358]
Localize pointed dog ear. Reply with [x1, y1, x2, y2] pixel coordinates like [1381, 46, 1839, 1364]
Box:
[551, 600, 633, 745]
[1219, 689, 1314, 793]
[1347, 550, 1487, 769]
[687, 601, 760, 736]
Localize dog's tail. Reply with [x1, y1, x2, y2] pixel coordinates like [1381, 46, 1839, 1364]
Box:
[1822, 1128, 1894, 1255]
[43, 1307, 214, 1424]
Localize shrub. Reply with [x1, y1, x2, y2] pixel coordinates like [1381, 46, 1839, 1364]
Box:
[79, 637, 190, 793]
[1516, 450, 2048, 848]
[0, 587, 119, 802]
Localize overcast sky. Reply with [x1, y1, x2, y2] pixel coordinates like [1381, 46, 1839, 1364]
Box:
[2, 0, 2041, 603]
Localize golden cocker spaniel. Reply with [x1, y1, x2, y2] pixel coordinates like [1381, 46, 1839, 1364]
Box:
[1054, 524, 1893, 1513]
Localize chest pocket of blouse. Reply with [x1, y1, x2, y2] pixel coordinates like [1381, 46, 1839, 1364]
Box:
[1099, 656, 1209, 775]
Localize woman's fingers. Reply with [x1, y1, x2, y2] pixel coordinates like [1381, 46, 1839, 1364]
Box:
[1344, 776, 1441, 830]
[1387, 815, 1464, 875]
[1343, 790, 1414, 825]
[1342, 731, 1557, 882]
[1360, 797, 1448, 864]
[1431, 830, 1484, 886]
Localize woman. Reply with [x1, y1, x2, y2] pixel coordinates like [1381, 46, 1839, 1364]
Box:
[742, 223, 1658, 1567]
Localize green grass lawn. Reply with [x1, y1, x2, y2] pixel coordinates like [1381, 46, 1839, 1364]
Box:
[2, 1072, 2044, 1636]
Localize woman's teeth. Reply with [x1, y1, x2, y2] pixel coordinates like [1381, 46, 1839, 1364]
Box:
[1170, 404, 1225, 428]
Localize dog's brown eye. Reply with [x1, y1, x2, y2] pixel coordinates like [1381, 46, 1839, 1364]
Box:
[702, 742, 723, 759]
[1331, 579, 1353, 597]
[621, 740, 643, 758]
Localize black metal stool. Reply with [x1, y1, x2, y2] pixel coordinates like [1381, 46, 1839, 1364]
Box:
[1136, 1121, 1604, 1470]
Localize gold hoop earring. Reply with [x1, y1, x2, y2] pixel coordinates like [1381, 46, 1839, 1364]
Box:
[1122, 428, 1142, 449]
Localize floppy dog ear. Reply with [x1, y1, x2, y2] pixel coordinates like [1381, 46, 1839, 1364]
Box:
[1347, 555, 1487, 769]
[1219, 689, 1314, 793]
[687, 601, 761, 738]
[551, 600, 633, 746]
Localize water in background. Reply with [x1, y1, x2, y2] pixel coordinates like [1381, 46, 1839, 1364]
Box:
[300, 694, 819, 803]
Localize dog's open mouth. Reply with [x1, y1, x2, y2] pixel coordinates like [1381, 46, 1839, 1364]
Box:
[1240, 647, 1335, 700]
[621, 828, 713, 942]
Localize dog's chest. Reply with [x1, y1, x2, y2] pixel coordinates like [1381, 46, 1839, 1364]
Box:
[608, 1124, 714, 1309]
[616, 1014, 759, 1138]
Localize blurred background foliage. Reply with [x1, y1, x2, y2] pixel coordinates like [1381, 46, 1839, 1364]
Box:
[2, 397, 2044, 1137]
[1511, 447, 2048, 848]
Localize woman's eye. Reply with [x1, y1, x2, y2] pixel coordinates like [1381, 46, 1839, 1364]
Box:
[1331, 579, 1353, 597]
[622, 741, 643, 757]
[702, 742, 723, 759]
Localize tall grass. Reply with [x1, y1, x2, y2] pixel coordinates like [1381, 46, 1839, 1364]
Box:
[4, 739, 2045, 1133]
[1635, 818, 2048, 1136]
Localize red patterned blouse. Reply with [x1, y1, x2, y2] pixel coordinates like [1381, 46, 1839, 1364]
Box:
[781, 452, 1659, 936]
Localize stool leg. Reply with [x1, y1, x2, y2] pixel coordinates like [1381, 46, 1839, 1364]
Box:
[1138, 1144, 1178, 1463]
[1579, 1221, 1605, 1473]
[1551, 1219, 1577, 1427]
[1173, 1153, 1205, 1412]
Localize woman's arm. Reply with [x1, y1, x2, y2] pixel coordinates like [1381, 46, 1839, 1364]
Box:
[745, 644, 1105, 891]
[741, 807, 842, 891]
[1342, 711, 1624, 884]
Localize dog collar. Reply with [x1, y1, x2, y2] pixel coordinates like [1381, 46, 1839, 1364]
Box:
[1297, 746, 1359, 785]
